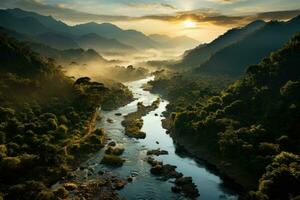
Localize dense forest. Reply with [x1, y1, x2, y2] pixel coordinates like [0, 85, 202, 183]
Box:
[169, 16, 300, 77]
[0, 4, 300, 200]
[0, 33, 133, 199]
[148, 33, 300, 200]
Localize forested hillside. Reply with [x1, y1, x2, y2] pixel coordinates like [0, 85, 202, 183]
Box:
[197, 16, 300, 76]
[0, 34, 132, 199]
[173, 20, 266, 68]
[149, 33, 300, 200]
[0, 8, 156, 50]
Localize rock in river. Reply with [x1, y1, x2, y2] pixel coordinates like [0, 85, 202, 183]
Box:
[113, 179, 126, 190]
[108, 141, 116, 146]
[175, 177, 200, 198]
[150, 165, 163, 175]
[101, 155, 125, 167]
[147, 157, 163, 166]
[147, 148, 168, 156]
[107, 118, 114, 123]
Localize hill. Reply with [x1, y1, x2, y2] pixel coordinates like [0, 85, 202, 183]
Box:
[152, 33, 300, 199]
[149, 34, 199, 49]
[0, 8, 155, 51]
[28, 42, 108, 65]
[197, 16, 300, 76]
[78, 33, 135, 53]
[5, 8, 70, 33]
[35, 32, 80, 50]
[72, 22, 157, 49]
[0, 9, 50, 35]
[174, 20, 266, 68]
[0, 33, 133, 199]
[0, 27, 109, 65]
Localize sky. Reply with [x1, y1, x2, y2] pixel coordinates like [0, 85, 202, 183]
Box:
[1, 0, 300, 42]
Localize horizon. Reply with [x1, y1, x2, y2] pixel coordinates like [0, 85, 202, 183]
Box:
[1, 0, 300, 43]
[0, 1, 300, 200]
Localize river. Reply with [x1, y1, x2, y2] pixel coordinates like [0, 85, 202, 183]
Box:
[79, 77, 238, 200]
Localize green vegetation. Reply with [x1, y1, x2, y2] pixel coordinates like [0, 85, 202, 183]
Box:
[0, 34, 132, 199]
[108, 65, 149, 82]
[149, 33, 300, 199]
[147, 70, 233, 125]
[105, 146, 125, 156]
[122, 99, 160, 139]
[100, 155, 125, 167]
[99, 81, 133, 110]
[170, 16, 300, 78]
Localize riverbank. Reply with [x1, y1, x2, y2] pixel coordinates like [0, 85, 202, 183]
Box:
[58, 77, 239, 200]
[162, 116, 257, 193]
[55, 108, 131, 199]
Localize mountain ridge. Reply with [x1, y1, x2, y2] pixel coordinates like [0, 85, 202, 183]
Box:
[197, 15, 300, 76]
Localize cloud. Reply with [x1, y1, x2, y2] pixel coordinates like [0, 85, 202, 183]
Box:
[256, 10, 300, 20]
[126, 2, 177, 10]
[138, 9, 300, 26]
[206, 0, 243, 4]
[0, 0, 299, 26]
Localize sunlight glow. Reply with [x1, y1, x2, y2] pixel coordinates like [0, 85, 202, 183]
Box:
[183, 20, 197, 28]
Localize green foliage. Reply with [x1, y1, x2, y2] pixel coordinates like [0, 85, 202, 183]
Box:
[53, 187, 69, 198]
[148, 71, 232, 107]
[255, 152, 300, 200]
[160, 33, 300, 199]
[36, 190, 55, 200]
[0, 33, 132, 199]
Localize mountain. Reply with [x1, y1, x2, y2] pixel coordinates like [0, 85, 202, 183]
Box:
[78, 33, 135, 53]
[149, 34, 172, 43]
[0, 10, 50, 35]
[174, 20, 266, 68]
[28, 42, 108, 65]
[0, 8, 157, 50]
[0, 26, 109, 66]
[0, 26, 35, 42]
[149, 34, 199, 50]
[35, 32, 80, 50]
[72, 22, 158, 49]
[5, 8, 71, 33]
[197, 16, 300, 76]
[169, 32, 300, 200]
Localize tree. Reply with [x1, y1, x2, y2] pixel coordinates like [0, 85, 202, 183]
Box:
[257, 152, 300, 200]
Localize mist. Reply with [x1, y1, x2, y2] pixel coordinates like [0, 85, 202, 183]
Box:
[61, 47, 189, 83]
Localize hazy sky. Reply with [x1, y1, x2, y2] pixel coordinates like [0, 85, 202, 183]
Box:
[1, 0, 300, 42]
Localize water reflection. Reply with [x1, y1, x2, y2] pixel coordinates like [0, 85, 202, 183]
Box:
[80, 77, 238, 200]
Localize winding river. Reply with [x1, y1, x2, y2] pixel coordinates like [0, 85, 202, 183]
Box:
[79, 77, 238, 200]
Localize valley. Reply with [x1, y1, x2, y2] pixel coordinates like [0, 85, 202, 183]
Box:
[0, 4, 299, 200]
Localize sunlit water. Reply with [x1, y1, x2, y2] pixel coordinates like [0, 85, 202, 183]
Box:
[80, 77, 238, 200]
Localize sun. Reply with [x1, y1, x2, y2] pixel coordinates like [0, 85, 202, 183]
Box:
[183, 20, 196, 28]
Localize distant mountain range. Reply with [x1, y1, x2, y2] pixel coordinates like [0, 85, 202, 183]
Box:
[149, 34, 199, 50]
[175, 20, 266, 68]
[0, 27, 110, 66]
[28, 42, 109, 66]
[78, 33, 135, 54]
[72, 22, 158, 49]
[0, 8, 198, 54]
[173, 15, 300, 76]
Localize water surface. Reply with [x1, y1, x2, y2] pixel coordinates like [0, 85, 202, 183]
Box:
[81, 77, 238, 200]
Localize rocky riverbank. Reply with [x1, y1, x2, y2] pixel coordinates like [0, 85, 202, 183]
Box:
[161, 116, 255, 194]
[54, 110, 128, 199]
[147, 156, 200, 199]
